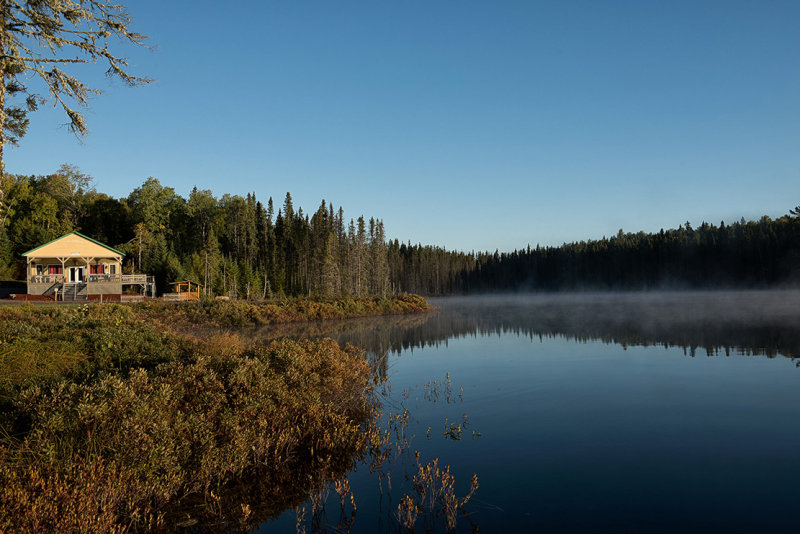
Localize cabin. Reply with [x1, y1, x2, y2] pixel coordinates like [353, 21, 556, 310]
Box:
[22, 232, 155, 301]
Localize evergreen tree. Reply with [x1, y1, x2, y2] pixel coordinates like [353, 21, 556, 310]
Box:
[202, 226, 221, 295]
[354, 216, 367, 296]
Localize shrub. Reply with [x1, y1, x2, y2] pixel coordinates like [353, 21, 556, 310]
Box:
[1, 336, 380, 531]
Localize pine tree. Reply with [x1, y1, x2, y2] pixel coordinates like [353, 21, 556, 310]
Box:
[321, 232, 340, 297]
[202, 226, 221, 295]
[132, 222, 152, 272]
[372, 219, 390, 296]
[355, 216, 367, 296]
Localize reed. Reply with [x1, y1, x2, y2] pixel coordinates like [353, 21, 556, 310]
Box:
[396, 458, 479, 533]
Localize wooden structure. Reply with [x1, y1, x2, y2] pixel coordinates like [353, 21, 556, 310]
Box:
[22, 232, 155, 301]
[166, 279, 202, 301]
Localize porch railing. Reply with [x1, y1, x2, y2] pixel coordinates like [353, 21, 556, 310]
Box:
[122, 274, 151, 284]
[28, 273, 154, 286]
[29, 274, 123, 284]
[87, 273, 122, 283]
[29, 275, 65, 285]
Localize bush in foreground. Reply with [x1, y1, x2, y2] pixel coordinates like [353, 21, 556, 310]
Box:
[0, 325, 383, 531]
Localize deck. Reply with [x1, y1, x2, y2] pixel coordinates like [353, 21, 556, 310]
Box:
[27, 274, 154, 285]
[26, 273, 156, 300]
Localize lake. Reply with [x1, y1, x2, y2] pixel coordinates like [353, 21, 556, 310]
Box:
[258, 291, 800, 533]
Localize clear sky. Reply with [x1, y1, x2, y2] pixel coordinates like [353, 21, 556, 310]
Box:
[6, 0, 800, 252]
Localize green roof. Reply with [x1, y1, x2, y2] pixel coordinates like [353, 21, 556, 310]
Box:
[22, 231, 126, 257]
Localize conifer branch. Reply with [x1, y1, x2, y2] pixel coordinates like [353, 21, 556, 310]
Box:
[0, 0, 151, 169]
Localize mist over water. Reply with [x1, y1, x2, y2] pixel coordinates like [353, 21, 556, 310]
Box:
[244, 290, 800, 362]
[248, 291, 800, 532]
[426, 290, 800, 359]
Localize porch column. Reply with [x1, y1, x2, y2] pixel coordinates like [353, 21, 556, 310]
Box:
[84, 257, 94, 278]
[57, 257, 68, 282]
[85, 257, 95, 296]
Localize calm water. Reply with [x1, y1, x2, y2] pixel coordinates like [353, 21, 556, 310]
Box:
[259, 291, 800, 533]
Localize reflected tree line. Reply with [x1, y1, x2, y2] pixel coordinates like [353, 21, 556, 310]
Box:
[246, 292, 800, 365]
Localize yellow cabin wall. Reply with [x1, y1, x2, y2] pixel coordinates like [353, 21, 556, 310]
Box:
[24, 233, 121, 259]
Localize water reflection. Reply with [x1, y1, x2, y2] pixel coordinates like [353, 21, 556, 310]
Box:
[242, 291, 800, 364]
[252, 291, 800, 532]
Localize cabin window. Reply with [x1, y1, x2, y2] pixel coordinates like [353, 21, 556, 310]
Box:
[90, 264, 105, 274]
[109, 264, 117, 275]
[48, 265, 63, 275]
[35, 264, 45, 275]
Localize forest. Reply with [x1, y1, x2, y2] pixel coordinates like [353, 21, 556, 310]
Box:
[1, 165, 799, 296]
[389, 210, 800, 294]
[0, 166, 390, 297]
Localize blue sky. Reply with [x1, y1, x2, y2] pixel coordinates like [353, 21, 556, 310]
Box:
[6, 1, 800, 252]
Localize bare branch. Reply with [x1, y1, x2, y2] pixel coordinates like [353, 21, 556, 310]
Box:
[5, 56, 91, 64]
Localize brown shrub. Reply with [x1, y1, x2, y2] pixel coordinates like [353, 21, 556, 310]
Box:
[1, 336, 380, 531]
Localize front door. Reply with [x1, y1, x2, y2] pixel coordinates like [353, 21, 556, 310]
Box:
[68, 266, 85, 283]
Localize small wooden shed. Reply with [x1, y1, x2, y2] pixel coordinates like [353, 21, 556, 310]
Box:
[167, 279, 202, 300]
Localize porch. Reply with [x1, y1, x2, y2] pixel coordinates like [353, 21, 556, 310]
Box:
[26, 274, 157, 301]
[27, 273, 154, 285]
[22, 232, 157, 300]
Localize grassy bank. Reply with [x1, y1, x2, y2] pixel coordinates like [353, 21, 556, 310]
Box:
[130, 293, 432, 327]
[0, 304, 391, 531]
[0, 295, 431, 393]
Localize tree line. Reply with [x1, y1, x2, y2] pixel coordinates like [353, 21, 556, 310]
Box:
[0, 166, 389, 297]
[1, 165, 798, 296]
[388, 211, 800, 294]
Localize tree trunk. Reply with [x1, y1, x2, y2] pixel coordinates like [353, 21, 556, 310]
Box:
[0, 1, 7, 226]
